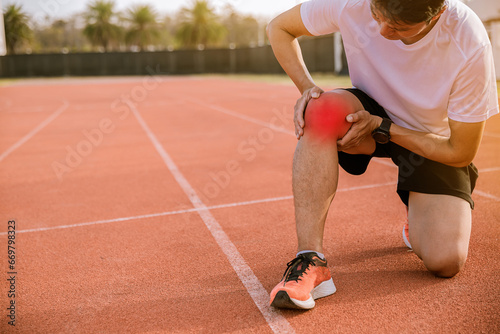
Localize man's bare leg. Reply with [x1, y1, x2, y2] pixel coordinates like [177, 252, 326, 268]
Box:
[293, 90, 369, 253]
[293, 133, 339, 253]
[408, 192, 471, 277]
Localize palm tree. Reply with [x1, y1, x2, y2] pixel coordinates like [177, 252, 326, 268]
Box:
[159, 15, 176, 50]
[3, 4, 32, 54]
[175, 0, 226, 49]
[222, 5, 260, 47]
[83, 0, 121, 51]
[125, 5, 160, 51]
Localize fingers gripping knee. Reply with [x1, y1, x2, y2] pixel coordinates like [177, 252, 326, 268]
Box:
[304, 91, 354, 142]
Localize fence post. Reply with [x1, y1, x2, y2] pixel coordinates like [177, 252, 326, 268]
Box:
[63, 54, 70, 76]
[196, 49, 205, 73]
[169, 51, 176, 74]
[229, 48, 236, 73]
[334, 32, 343, 75]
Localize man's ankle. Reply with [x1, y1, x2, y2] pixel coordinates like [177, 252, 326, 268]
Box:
[296, 250, 325, 260]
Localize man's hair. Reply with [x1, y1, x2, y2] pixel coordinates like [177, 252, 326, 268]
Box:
[371, 0, 446, 24]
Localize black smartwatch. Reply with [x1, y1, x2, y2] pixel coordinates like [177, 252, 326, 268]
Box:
[371, 118, 392, 144]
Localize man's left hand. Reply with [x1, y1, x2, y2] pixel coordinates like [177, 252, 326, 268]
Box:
[337, 111, 382, 151]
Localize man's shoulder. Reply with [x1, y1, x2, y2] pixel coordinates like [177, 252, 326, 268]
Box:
[301, 0, 369, 35]
[441, 0, 490, 55]
[335, 0, 366, 12]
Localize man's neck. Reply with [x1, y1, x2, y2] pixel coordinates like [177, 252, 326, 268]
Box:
[401, 16, 441, 45]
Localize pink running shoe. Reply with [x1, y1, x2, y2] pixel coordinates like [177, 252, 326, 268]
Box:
[403, 222, 412, 249]
[269, 252, 336, 310]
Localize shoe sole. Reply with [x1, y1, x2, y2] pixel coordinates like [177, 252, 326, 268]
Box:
[402, 225, 412, 249]
[270, 278, 336, 310]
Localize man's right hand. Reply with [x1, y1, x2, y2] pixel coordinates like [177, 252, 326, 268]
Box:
[294, 86, 324, 139]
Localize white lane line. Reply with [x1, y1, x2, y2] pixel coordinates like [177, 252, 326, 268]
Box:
[0, 182, 398, 236]
[474, 190, 500, 202]
[337, 181, 396, 192]
[0, 101, 69, 163]
[187, 97, 295, 136]
[0, 209, 200, 235]
[483, 132, 500, 139]
[186, 99, 500, 175]
[3, 198, 294, 235]
[127, 101, 295, 334]
[479, 167, 500, 173]
[5, 179, 496, 236]
[185, 98, 395, 169]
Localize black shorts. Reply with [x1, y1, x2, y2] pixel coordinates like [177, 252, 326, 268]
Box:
[338, 88, 478, 209]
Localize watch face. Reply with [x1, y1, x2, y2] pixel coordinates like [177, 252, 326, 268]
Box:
[372, 131, 389, 144]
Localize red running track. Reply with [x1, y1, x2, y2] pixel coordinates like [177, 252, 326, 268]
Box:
[0, 76, 499, 333]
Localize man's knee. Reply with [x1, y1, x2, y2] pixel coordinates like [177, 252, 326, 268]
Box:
[304, 91, 355, 142]
[422, 249, 467, 278]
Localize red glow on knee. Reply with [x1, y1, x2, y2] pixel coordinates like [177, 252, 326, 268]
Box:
[304, 92, 353, 142]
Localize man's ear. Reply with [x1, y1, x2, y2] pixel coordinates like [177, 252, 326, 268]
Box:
[431, 5, 447, 22]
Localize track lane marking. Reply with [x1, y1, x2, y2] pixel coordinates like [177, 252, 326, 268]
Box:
[0, 182, 399, 236]
[187, 97, 295, 136]
[185, 98, 396, 169]
[3, 178, 497, 236]
[126, 101, 295, 334]
[483, 132, 500, 139]
[0, 101, 69, 163]
[479, 167, 500, 173]
[474, 190, 500, 202]
[184, 98, 500, 173]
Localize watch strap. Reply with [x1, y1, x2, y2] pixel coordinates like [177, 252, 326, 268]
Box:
[379, 118, 392, 134]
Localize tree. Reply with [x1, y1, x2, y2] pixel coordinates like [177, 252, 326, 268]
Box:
[158, 15, 176, 50]
[33, 16, 90, 53]
[125, 5, 160, 51]
[83, 0, 121, 52]
[32, 19, 67, 53]
[175, 0, 226, 49]
[3, 4, 32, 54]
[222, 5, 261, 48]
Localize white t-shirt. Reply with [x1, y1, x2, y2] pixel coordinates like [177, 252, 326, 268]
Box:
[301, 0, 499, 136]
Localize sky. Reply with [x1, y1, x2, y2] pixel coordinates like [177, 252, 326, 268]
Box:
[2, 0, 498, 23]
[2, 0, 307, 22]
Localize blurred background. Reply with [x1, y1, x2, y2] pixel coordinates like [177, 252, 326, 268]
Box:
[0, 0, 499, 78]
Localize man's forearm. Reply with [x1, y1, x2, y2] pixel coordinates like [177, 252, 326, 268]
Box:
[389, 121, 483, 168]
[390, 123, 457, 165]
[270, 36, 314, 94]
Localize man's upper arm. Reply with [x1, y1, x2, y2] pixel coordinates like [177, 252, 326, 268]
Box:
[448, 44, 499, 123]
[269, 0, 344, 38]
[268, 5, 314, 38]
[448, 118, 485, 166]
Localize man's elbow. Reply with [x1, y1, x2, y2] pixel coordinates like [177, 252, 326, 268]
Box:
[450, 160, 473, 168]
[266, 5, 307, 42]
[266, 18, 280, 41]
[266, 21, 273, 40]
[448, 152, 476, 168]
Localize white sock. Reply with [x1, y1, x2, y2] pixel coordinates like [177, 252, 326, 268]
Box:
[297, 250, 325, 260]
